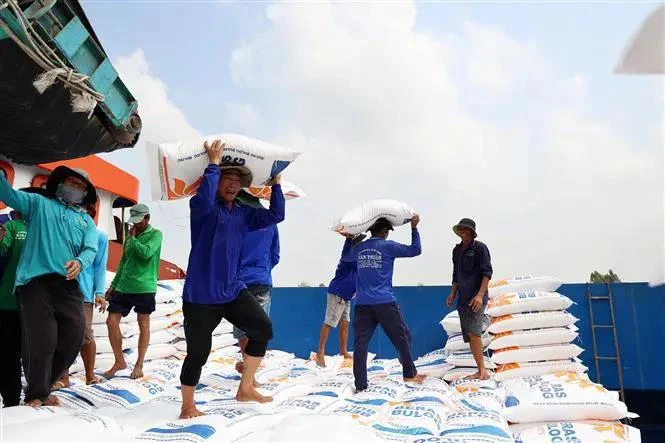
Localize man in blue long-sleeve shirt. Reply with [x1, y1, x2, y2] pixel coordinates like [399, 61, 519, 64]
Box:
[315, 233, 365, 367]
[179, 140, 285, 419]
[348, 216, 426, 392]
[233, 191, 280, 376]
[0, 166, 98, 407]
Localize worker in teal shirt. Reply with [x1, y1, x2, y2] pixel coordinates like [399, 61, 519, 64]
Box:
[57, 203, 109, 388]
[0, 166, 98, 407]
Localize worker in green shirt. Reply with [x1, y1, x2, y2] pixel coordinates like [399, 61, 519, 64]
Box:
[0, 187, 48, 407]
[104, 204, 163, 380]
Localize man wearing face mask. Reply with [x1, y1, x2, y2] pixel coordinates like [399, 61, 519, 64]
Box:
[0, 166, 98, 407]
[179, 140, 285, 419]
[104, 204, 162, 380]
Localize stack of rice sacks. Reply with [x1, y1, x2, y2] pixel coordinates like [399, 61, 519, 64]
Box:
[68, 272, 238, 377]
[439, 309, 494, 382]
[487, 276, 640, 442]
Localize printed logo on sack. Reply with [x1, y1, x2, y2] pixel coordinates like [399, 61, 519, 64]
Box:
[358, 248, 382, 270]
[545, 423, 581, 443]
[593, 424, 627, 439]
[140, 424, 216, 442]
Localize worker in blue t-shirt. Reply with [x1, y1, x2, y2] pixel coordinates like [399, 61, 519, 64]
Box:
[345, 216, 426, 392]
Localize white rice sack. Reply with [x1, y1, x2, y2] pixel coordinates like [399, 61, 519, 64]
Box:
[401, 385, 455, 411]
[234, 414, 384, 443]
[212, 320, 233, 336]
[355, 378, 407, 401]
[122, 344, 179, 362]
[256, 366, 322, 386]
[2, 412, 127, 442]
[415, 357, 455, 378]
[147, 134, 300, 201]
[438, 410, 513, 443]
[311, 377, 356, 398]
[443, 368, 495, 382]
[487, 291, 573, 317]
[256, 381, 315, 402]
[503, 373, 630, 423]
[372, 402, 443, 439]
[494, 360, 587, 382]
[489, 326, 578, 350]
[52, 388, 99, 411]
[440, 311, 462, 334]
[337, 352, 377, 374]
[418, 348, 449, 362]
[173, 334, 236, 353]
[444, 333, 491, 353]
[325, 398, 390, 425]
[140, 359, 183, 385]
[508, 419, 622, 435]
[65, 379, 173, 409]
[331, 199, 416, 235]
[135, 405, 281, 442]
[245, 180, 306, 201]
[488, 276, 563, 299]
[200, 368, 242, 388]
[155, 287, 180, 304]
[445, 352, 496, 369]
[261, 349, 297, 368]
[96, 335, 139, 354]
[0, 406, 70, 426]
[450, 377, 499, 391]
[487, 311, 578, 334]
[114, 399, 182, 433]
[149, 329, 178, 345]
[491, 343, 583, 365]
[276, 394, 340, 414]
[516, 422, 641, 443]
[92, 322, 137, 338]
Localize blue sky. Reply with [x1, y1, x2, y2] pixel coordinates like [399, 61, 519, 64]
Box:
[86, 1, 663, 285]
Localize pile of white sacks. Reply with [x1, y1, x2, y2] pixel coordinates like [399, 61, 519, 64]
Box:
[437, 275, 640, 442]
[1, 275, 641, 442]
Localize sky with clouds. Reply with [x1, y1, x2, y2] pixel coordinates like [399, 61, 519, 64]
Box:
[86, 1, 663, 286]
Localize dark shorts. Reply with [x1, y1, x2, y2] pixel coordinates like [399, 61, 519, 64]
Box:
[458, 302, 487, 343]
[108, 291, 156, 317]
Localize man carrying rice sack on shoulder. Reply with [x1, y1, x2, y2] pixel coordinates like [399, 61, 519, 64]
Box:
[447, 218, 493, 380]
[0, 167, 98, 407]
[343, 216, 426, 392]
[179, 140, 285, 419]
[315, 232, 365, 367]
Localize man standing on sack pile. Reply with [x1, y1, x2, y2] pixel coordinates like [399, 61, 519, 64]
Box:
[233, 190, 280, 380]
[179, 140, 285, 419]
[447, 218, 493, 380]
[345, 216, 426, 393]
[54, 203, 109, 388]
[315, 232, 365, 367]
[0, 187, 49, 407]
[104, 204, 163, 380]
[0, 167, 98, 407]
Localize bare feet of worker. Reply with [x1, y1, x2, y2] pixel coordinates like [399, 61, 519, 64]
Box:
[404, 374, 427, 384]
[315, 353, 326, 367]
[104, 361, 127, 379]
[235, 361, 244, 374]
[464, 371, 491, 380]
[236, 387, 273, 403]
[179, 405, 205, 419]
[26, 399, 43, 407]
[86, 375, 102, 385]
[340, 352, 353, 359]
[130, 366, 144, 380]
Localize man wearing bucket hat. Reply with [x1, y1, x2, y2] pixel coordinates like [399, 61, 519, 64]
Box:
[447, 218, 493, 380]
[0, 166, 98, 406]
[179, 140, 285, 419]
[233, 191, 280, 380]
[105, 203, 163, 380]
